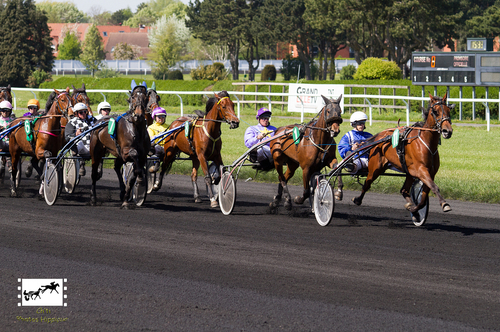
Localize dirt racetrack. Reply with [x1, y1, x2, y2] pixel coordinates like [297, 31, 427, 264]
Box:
[1, 169, 499, 331]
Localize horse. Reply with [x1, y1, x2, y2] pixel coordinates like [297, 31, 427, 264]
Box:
[89, 85, 150, 209]
[146, 85, 161, 126]
[351, 93, 453, 213]
[24, 288, 42, 301]
[0, 85, 12, 103]
[8, 88, 71, 197]
[269, 95, 344, 210]
[41, 282, 60, 294]
[153, 91, 240, 207]
[71, 83, 92, 117]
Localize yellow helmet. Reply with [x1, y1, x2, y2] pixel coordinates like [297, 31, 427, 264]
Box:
[27, 99, 40, 109]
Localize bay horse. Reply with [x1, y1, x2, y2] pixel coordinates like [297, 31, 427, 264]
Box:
[146, 85, 161, 126]
[270, 95, 344, 209]
[71, 83, 92, 117]
[352, 93, 453, 213]
[8, 88, 71, 196]
[0, 85, 12, 103]
[153, 91, 240, 207]
[89, 85, 150, 209]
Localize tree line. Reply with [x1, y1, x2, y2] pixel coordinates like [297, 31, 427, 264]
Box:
[2, 0, 500, 86]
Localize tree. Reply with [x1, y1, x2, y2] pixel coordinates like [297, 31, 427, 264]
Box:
[148, 15, 183, 73]
[186, 0, 246, 80]
[110, 8, 133, 25]
[80, 24, 105, 77]
[57, 32, 82, 60]
[113, 42, 141, 60]
[465, 1, 500, 41]
[0, 0, 54, 86]
[36, 1, 89, 23]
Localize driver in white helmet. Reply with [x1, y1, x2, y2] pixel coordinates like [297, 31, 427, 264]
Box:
[95, 101, 111, 120]
[64, 102, 97, 176]
[338, 111, 373, 173]
[0, 100, 14, 178]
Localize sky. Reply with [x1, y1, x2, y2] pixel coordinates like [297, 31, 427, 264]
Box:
[35, 0, 191, 15]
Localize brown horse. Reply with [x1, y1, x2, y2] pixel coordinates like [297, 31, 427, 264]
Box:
[0, 85, 12, 103]
[71, 83, 92, 117]
[153, 91, 240, 207]
[8, 88, 71, 196]
[352, 93, 453, 213]
[89, 85, 150, 208]
[146, 87, 160, 126]
[270, 95, 344, 209]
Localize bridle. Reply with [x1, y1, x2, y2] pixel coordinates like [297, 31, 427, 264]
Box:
[428, 101, 452, 134]
[55, 92, 72, 116]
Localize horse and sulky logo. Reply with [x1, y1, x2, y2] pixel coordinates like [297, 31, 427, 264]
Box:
[18, 278, 67, 307]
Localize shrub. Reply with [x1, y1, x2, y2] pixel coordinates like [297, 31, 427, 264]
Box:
[353, 57, 402, 80]
[339, 64, 357, 80]
[152, 67, 169, 80]
[95, 66, 121, 78]
[190, 62, 229, 81]
[167, 70, 184, 80]
[26, 69, 52, 88]
[261, 65, 277, 81]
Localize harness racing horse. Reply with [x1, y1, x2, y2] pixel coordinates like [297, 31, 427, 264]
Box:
[153, 91, 240, 207]
[352, 93, 454, 213]
[270, 95, 343, 210]
[8, 88, 71, 196]
[89, 85, 150, 209]
[71, 83, 93, 117]
[0, 85, 12, 103]
[146, 85, 161, 126]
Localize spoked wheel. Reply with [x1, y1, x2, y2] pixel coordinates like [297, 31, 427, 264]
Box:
[410, 179, 429, 226]
[313, 179, 335, 227]
[43, 161, 60, 206]
[63, 158, 79, 194]
[146, 159, 156, 194]
[219, 171, 236, 215]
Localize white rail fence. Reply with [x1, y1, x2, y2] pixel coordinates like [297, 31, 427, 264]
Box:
[10, 87, 498, 131]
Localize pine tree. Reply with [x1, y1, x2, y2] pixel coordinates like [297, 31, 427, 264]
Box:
[0, 0, 54, 86]
[80, 24, 105, 77]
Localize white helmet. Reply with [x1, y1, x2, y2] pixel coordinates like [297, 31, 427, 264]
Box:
[74, 102, 88, 112]
[350, 111, 368, 125]
[98, 101, 111, 113]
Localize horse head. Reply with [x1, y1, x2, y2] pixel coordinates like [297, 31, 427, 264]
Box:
[426, 93, 453, 139]
[321, 94, 343, 137]
[213, 91, 239, 129]
[0, 84, 12, 103]
[146, 88, 161, 125]
[71, 83, 92, 116]
[51, 87, 73, 117]
[128, 85, 147, 121]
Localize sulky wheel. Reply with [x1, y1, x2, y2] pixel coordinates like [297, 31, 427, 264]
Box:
[63, 158, 79, 194]
[410, 179, 429, 226]
[43, 162, 60, 206]
[146, 159, 156, 194]
[313, 179, 335, 227]
[219, 171, 236, 215]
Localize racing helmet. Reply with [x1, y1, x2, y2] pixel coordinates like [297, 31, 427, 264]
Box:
[152, 107, 166, 119]
[350, 111, 368, 126]
[74, 102, 88, 113]
[0, 100, 12, 113]
[97, 101, 111, 114]
[27, 99, 40, 109]
[256, 107, 272, 119]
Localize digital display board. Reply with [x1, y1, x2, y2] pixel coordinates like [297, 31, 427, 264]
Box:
[412, 52, 500, 86]
[467, 38, 493, 52]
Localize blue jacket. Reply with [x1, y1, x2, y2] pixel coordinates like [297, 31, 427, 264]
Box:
[338, 129, 373, 159]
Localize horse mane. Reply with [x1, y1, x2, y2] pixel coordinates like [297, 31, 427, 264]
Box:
[204, 91, 230, 115]
[45, 91, 57, 113]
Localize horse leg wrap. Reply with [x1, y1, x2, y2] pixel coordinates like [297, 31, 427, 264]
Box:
[43, 150, 52, 158]
[334, 189, 343, 201]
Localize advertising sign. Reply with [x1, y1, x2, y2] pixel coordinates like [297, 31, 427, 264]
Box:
[288, 84, 344, 113]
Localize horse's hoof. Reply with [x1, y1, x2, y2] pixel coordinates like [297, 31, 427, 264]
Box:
[269, 201, 278, 208]
[442, 203, 452, 212]
[404, 202, 416, 212]
[194, 197, 202, 203]
[352, 197, 362, 206]
[120, 202, 130, 210]
[334, 190, 343, 201]
[152, 182, 161, 191]
[10, 190, 17, 197]
[210, 200, 219, 208]
[294, 196, 305, 204]
[284, 200, 292, 210]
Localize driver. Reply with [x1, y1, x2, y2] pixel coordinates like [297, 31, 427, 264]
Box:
[147, 107, 168, 173]
[0, 101, 14, 177]
[338, 111, 373, 173]
[23, 99, 41, 117]
[95, 101, 111, 120]
[244, 107, 277, 170]
[64, 103, 97, 176]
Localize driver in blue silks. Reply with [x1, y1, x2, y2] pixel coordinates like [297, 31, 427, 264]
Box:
[338, 111, 373, 173]
[244, 107, 277, 169]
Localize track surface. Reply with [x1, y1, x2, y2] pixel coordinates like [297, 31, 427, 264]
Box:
[1, 169, 500, 331]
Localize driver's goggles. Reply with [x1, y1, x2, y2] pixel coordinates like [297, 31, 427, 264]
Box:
[0, 108, 11, 112]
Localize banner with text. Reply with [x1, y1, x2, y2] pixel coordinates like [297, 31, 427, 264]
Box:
[288, 84, 345, 113]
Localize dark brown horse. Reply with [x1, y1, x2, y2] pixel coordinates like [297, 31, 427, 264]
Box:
[270, 95, 344, 209]
[352, 93, 453, 213]
[8, 88, 71, 196]
[0, 85, 12, 103]
[146, 86, 161, 126]
[71, 83, 92, 117]
[89, 85, 150, 208]
[153, 91, 240, 207]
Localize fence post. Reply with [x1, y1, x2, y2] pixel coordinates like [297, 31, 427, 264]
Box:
[393, 87, 396, 113]
[378, 87, 381, 115]
[281, 85, 285, 112]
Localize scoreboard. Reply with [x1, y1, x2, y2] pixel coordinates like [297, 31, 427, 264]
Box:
[411, 52, 500, 86]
